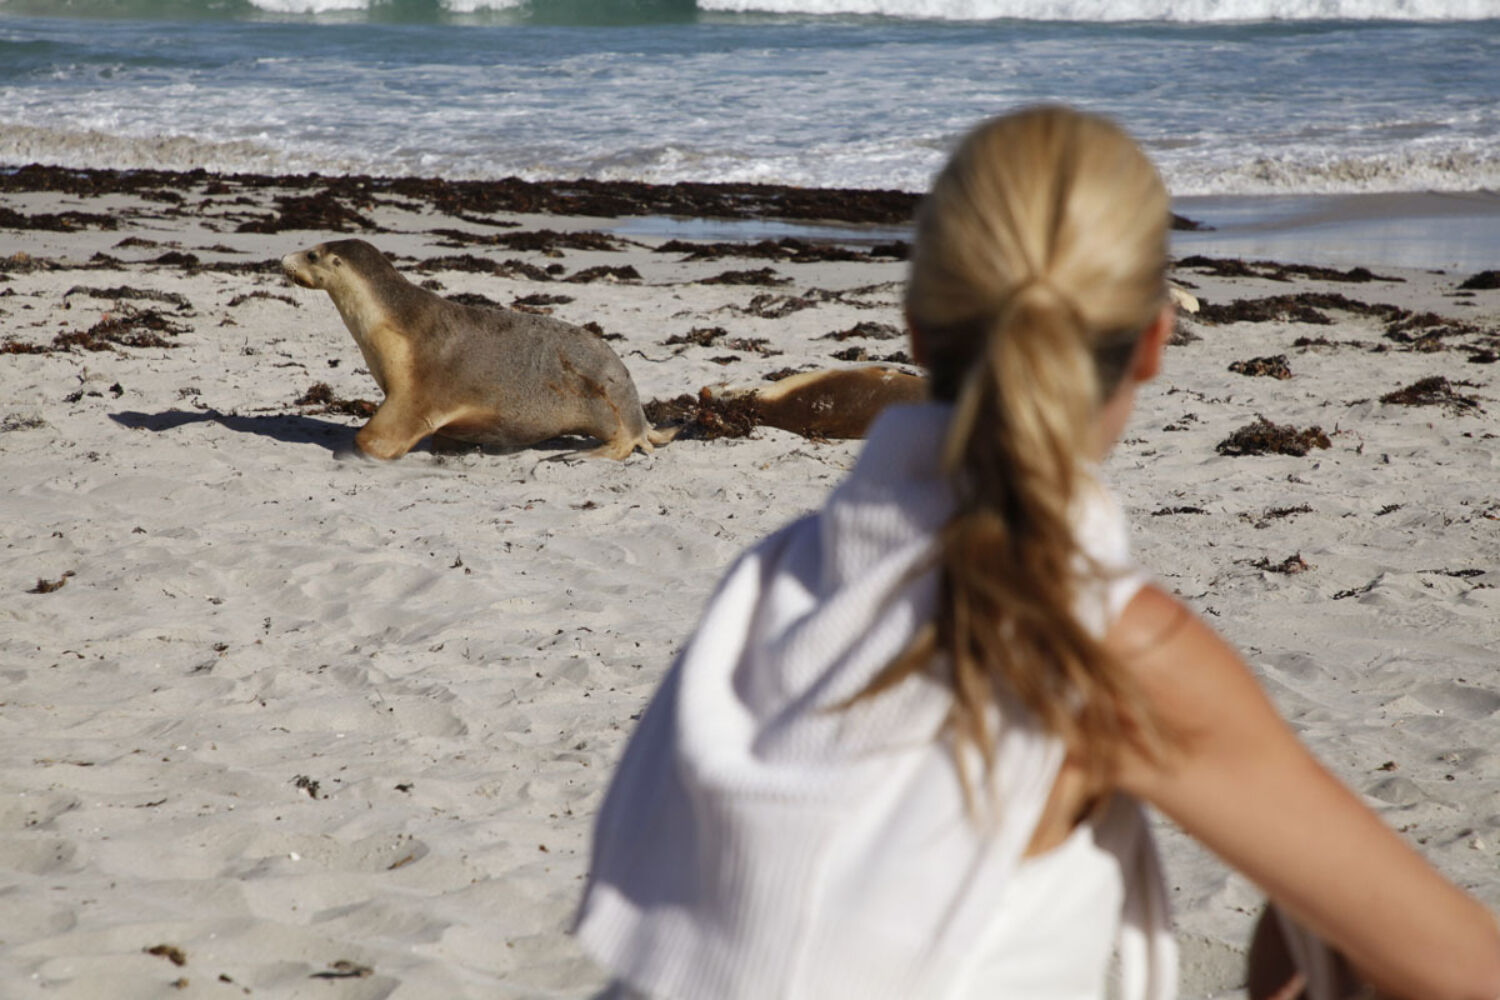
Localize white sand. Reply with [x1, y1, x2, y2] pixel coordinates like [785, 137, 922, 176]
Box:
[2, 181, 1497, 999]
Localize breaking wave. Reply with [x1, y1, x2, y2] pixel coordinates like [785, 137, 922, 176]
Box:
[0, 0, 1491, 21]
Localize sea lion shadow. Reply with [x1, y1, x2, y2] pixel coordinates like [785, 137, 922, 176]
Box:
[110, 408, 354, 453]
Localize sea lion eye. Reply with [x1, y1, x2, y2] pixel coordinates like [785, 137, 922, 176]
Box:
[307, 251, 319, 263]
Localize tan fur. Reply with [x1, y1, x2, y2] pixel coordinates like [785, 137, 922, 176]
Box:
[282, 239, 673, 460]
[706, 366, 928, 439]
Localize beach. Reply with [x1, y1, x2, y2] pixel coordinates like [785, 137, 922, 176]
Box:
[2, 168, 1499, 999]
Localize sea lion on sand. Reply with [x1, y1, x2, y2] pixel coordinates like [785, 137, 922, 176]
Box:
[282, 239, 673, 460]
[705, 365, 928, 439]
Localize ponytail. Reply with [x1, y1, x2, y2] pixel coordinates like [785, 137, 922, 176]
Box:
[872, 106, 1171, 793]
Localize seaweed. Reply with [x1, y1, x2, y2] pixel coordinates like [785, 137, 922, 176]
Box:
[1228, 354, 1293, 379]
[1251, 553, 1312, 574]
[295, 383, 378, 419]
[724, 337, 781, 356]
[698, 267, 790, 286]
[831, 346, 910, 363]
[820, 321, 903, 341]
[763, 367, 810, 381]
[234, 194, 375, 234]
[1379, 376, 1482, 415]
[0, 205, 118, 232]
[1175, 256, 1401, 283]
[52, 306, 189, 352]
[511, 293, 575, 308]
[739, 293, 818, 319]
[27, 571, 74, 594]
[644, 389, 761, 440]
[564, 264, 641, 283]
[62, 285, 193, 312]
[225, 290, 298, 309]
[1215, 417, 1330, 457]
[656, 237, 869, 263]
[663, 326, 727, 348]
[454, 291, 516, 311]
[1457, 270, 1500, 291]
[144, 945, 187, 967]
[0, 163, 924, 225]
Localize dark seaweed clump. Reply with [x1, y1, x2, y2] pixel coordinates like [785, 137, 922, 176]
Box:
[1175, 256, 1401, 283]
[663, 326, 727, 348]
[27, 571, 74, 594]
[235, 194, 376, 234]
[830, 346, 911, 364]
[0, 164, 924, 225]
[565, 264, 641, 283]
[511, 292, 575, 309]
[1379, 376, 1482, 415]
[446, 291, 503, 309]
[1215, 417, 1330, 457]
[42, 307, 190, 352]
[644, 390, 760, 440]
[1458, 270, 1500, 291]
[1228, 354, 1292, 379]
[763, 367, 811, 382]
[725, 337, 781, 356]
[1251, 553, 1312, 574]
[657, 237, 867, 263]
[296, 383, 378, 418]
[820, 321, 903, 342]
[415, 255, 563, 282]
[0, 205, 118, 232]
[698, 268, 790, 287]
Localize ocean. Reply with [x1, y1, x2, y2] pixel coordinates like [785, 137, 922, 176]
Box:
[1, 0, 1498, 267]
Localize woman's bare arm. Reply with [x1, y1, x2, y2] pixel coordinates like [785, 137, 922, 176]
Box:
[1109, 584, 1500, 1000]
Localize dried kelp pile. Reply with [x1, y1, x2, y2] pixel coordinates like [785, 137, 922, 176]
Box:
[643, 390, 761, 441]
[295, 383, 378, 419]
[1379, 376, 1483, 415]
[1215, 416, 1331, 457]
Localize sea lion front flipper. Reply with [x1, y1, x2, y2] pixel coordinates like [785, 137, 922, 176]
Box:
[354, 398, 432, 461]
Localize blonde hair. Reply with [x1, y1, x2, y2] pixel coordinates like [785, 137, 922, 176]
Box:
[874, 106, 1171, 790]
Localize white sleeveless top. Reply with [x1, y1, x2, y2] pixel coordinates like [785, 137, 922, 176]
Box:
[575, 403, 1176, 1000]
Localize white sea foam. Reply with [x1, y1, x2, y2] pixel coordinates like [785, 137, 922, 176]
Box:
[231, 0, 1500, 19]
[698, 0, 1498, 19]
[244, 0, 522, 11]
[1, 11, 1495, 197]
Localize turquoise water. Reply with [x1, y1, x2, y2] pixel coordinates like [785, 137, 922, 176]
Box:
[1, 1, 1497, 197]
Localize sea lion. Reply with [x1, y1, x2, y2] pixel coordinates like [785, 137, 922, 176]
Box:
[282, 238, 674, 460]
[705, 365, 928, 439]
[1167, 282, 1200, 314]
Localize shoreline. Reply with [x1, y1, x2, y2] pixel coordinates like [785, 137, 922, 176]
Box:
[5, 163, 1499, 273]
[3, 173, 1499, 999]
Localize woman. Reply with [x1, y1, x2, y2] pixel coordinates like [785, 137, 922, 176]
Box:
[574, 106, 1500, 1000]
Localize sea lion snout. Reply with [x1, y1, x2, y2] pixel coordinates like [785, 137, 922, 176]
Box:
[281, 250, 320, 289]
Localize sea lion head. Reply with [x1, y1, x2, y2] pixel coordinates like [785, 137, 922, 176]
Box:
[281, 239, 390, 291]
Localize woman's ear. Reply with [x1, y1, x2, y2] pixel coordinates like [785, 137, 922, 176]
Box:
[1131, 303, 1175, 384]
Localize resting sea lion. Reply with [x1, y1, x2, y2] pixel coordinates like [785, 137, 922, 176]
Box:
[705, 366, 928, 439]
[282, 239, 673, 460]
